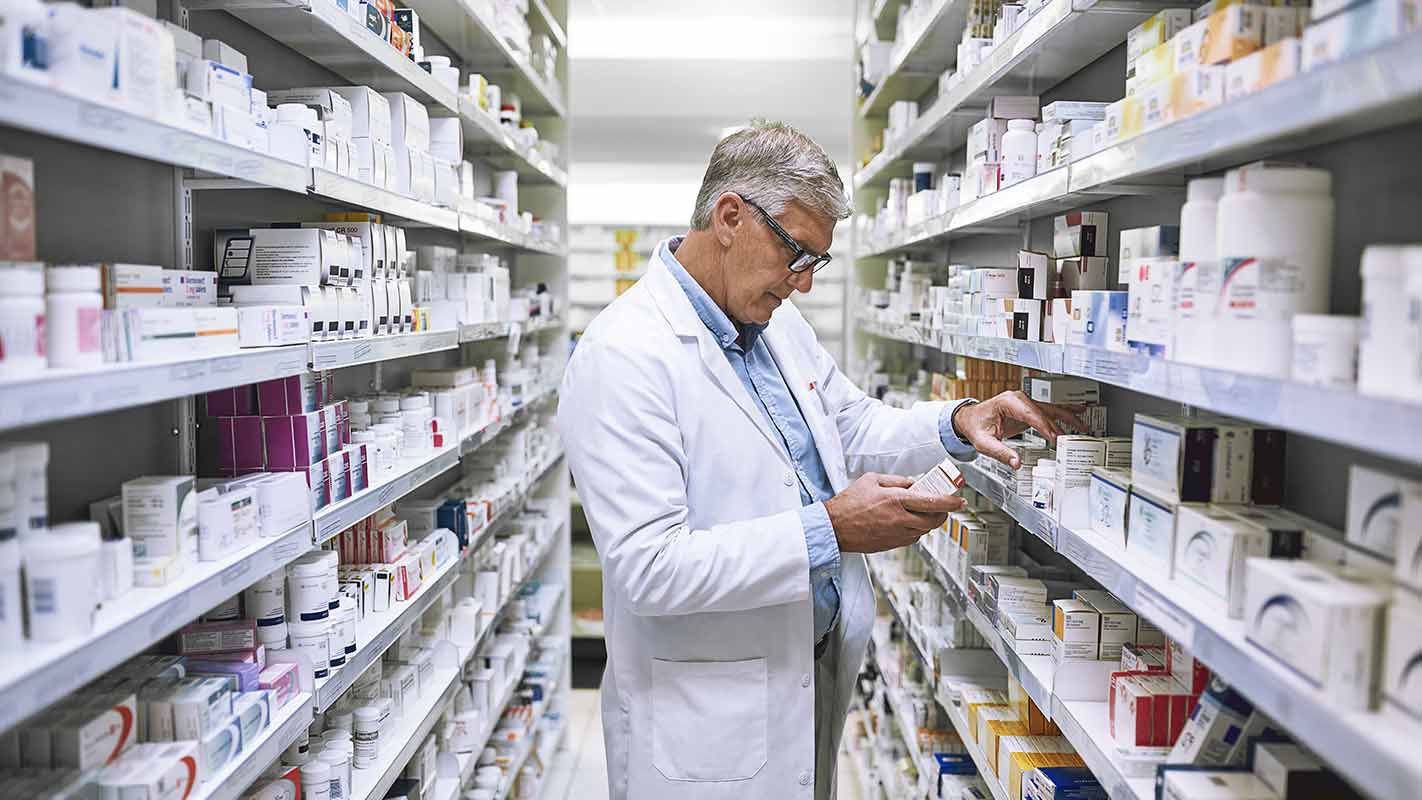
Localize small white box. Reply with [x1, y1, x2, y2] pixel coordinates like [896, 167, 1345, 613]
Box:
[1225, 38, 1301, 101]
[1396, 485, 1422, 591]
[1161, 771, 1279, 800]
[1244, 558, 1386, 709]
[332, 86, 392, 145]
[248, 228, 342, 286]
[201, 39, 247, 73]
[235, 305, 309, 347]
[1174, 504, 1270, 617]
[1027, 376, 1100, 404]
[122, 476, 198, 560]
[1346, 464, 1419, 556]
[1125, 257, 1178, 358]
[1383, 595, 1422, 718]
[1126, 486, 1180, 575]
[1088, 466, 1131, 548]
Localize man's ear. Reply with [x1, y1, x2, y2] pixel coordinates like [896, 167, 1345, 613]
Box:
[711, 192, 744, 248]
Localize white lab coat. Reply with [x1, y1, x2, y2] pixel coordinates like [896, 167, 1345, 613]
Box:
[558, 249, 964, 800]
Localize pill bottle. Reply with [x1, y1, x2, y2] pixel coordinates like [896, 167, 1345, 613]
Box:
[289, 555, 330, 622]
[1358, 245, 1421, 400]
[1174, 177, 1225, 366]
[44, 264, 102, 368]
[24, 521, 100, 641]
[289, 617, 332, 679]
[246, 568, 286, 625]
[317, 746, 350, 800]
[1000, 119, 1037, 188]
[0, 263, 45, 377]
[300, 757, 331, 800]
[1291, 314, 1359, 390]
[1216, 163, 1333, 378]
[353, 705, 381, 766]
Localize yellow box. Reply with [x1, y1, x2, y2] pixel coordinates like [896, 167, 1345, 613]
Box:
[1009, 750, 1086, 799]
[1133, 39, 1177, 84]
[1139, 78, 1175, 131]
[1167, 65, 1226, 121]
[1224, 37, 1300, 101]
[1104, 96, 1146, 144]
[1127, 8, 1194, 68]
[984, 720, 1031, 774]
[1176, 6, 1264, 68]
[975, 706, 1021, 745]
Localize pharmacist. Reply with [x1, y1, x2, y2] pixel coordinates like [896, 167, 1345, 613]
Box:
[559, 121, 1081, 800]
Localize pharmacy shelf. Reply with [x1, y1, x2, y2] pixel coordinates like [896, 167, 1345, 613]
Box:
[314, 445, 461, 542]
[857, 0, 968, 117]
[352, 664, 464, 800]
[958, 460, 1059, 548]
[858, 312, 1422, 464]
[857, 33, 1422, 249]
[191, 0, 459, 113]
[315, 554, 463, 711]
[398, 0, 567, 117]
[310, 169, 462, 230]
[866, 562, 934, 674]
[937, 690, 1012, 800]
[0, 520, 313, 734]
[459, 315, 564, 344]
[197, 692, 315, 800]
[856, 0, 1172, 184]
[1049, 697, 1156, 800]
[459, 210, 565, 254]
[871, 643, 933, 774]
[1060, 345, 1422, 465]
[309, 329, 461, 371]
[0, 76, 310, 193]
[945, 455, 1422, 799]
[1067, 32, 1422, 195]
[529, 0, 568, 49]
[0, 345, 309, 433]
[459, 100, 568, 186]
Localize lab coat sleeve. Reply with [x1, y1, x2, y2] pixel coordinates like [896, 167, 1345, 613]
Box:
[813, 341, 974, 477]
[557, 339, 811, 618]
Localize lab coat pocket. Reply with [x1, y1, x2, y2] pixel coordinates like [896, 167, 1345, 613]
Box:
[650, 657, 768, 782]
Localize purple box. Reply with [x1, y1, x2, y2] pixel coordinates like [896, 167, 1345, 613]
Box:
[262, 410, 325, 470]
[321, 403, 343, 456]
[333, 444, 369, 495]
[216, 416, 265, 471]
[206, 385, 257, 416]
[184, 658, 262, 692]
[257, 373, 321, 416]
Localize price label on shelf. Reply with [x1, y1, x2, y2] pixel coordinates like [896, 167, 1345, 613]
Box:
[1133, 585, 1195, 646]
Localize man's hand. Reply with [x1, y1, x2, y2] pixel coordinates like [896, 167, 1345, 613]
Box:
[825, 473, 966, 554]
[952, 390, 1088, 469]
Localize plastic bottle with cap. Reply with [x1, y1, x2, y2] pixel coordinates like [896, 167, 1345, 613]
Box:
[1174, 176, 1226, 366]
[0, 263, 46, 377]
[1000, 119, 1038, 188]
[24, 521, 101, 641]
[12, 441, 47, 537]
[1216, 162, 1334, 378]
[45, 264, 103, 368]
[1358, 245, 1422, 401]
[300, 757, 331, 800]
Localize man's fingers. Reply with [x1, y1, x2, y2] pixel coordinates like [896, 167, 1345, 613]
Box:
[977, 436, 1022, 469]
[1007, 393, 1063, 441]
[876, 474, 915, 489]
[1042, 403, 1090, 435]
[901, 509, 949, 530]
[901, 492, 966, 515]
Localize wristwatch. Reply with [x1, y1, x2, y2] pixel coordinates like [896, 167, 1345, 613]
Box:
[950, 399, 979, 446]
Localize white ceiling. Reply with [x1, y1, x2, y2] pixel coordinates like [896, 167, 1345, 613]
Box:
[567, 0, 853, 224]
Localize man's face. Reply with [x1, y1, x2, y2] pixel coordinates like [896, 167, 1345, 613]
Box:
[725, 199, 834, 326]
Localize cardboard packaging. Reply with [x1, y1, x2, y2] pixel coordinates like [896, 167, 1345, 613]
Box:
[1174, 504, 1270, 617]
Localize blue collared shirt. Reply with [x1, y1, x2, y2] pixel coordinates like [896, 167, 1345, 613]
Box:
[661, 237, 975, 644]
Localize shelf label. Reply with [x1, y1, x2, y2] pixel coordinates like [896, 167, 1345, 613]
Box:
[148, 591, 193, 639]
[1133, 585, 1196, 646]
[1057, 528, 1124, 592]
[168, 361, 207, 382]
[220, 558, 253, 587]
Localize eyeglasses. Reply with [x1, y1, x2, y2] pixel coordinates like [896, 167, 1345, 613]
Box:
[741, 196, 833, 274]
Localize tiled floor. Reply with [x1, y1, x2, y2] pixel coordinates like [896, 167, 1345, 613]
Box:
[554, 689, 864, 800]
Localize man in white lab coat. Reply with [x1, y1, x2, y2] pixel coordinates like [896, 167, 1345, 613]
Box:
[558, 121, 1082, 800]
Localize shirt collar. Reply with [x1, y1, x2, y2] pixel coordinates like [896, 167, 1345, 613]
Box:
[659, 236, 766, 351]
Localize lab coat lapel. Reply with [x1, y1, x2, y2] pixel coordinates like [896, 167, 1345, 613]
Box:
[643, 256, 792, 468]
[763, 320, 843, 486]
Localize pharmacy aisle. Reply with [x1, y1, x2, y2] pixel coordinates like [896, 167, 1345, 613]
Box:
[0, 0, 575, 797]
[849, 0, 1422, 798]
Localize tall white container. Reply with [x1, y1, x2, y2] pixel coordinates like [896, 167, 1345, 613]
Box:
[1215, 163, 1334, 377]
[1173, 177, 1225, 366]
[46, 264, 103, 369]
[1000, 119, 1037, 188]
[1358, 245, 1422, 401]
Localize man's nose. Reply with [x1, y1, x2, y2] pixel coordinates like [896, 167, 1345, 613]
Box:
[789, 268, 813, 293]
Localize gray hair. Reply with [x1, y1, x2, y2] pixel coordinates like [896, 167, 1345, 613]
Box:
[690, 120, 851, 230]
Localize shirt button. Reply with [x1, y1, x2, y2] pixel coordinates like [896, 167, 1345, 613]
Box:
[798, 771, 811, 786]
[783, 473, 794, 486]
[801, 674, 811, 688]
